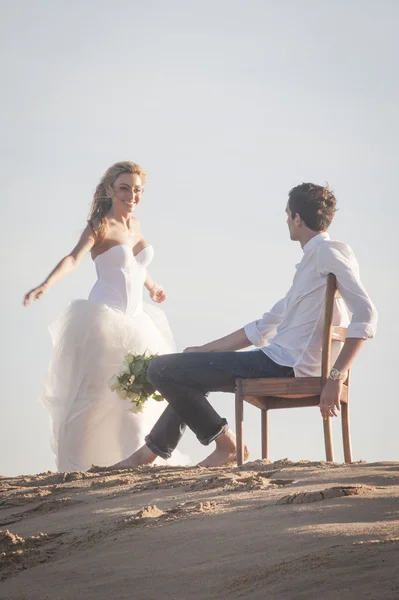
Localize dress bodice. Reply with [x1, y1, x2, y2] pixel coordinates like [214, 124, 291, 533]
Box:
[88, 244, 154, 316]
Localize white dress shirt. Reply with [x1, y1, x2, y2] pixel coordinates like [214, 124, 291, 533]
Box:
[244, 232, 378, 377]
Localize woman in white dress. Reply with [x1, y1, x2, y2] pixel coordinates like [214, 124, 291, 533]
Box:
[24, 161, 186, 471]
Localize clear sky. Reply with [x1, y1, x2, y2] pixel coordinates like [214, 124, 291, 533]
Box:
[1, 0, 398, 475]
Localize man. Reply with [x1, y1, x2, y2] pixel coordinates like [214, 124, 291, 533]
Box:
[114, 183, 377, 468]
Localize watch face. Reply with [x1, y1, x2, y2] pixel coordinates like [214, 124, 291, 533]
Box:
[330, 368, 344, 381]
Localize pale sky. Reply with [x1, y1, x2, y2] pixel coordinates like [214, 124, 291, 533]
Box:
[1, 0, 398, 476]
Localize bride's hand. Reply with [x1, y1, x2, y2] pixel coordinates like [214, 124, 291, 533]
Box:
[23, 283, 49, 306]
[149, 284, 166, 304]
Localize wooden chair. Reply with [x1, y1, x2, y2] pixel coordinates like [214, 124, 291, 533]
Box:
[235, 273, 352, 466]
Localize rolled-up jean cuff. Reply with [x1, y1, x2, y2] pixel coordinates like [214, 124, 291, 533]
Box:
[198, 419, 229, 446]
[145, 435, 172, 460]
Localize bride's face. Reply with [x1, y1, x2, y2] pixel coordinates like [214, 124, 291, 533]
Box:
[109, 173, 144, 213]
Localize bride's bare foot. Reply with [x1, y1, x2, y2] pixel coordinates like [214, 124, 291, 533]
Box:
[109, 445, 158, 470]
[197, 429, 249, 467]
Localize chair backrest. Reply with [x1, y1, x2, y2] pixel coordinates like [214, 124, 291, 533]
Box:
[321, 273, 347, 384]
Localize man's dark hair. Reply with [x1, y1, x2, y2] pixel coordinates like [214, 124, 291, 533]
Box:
[288, 183, 337, 231]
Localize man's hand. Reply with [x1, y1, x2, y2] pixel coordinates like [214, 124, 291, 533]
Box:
[319, 379, 343, 419]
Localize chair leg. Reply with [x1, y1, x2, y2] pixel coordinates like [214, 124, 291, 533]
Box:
[235, 381, 244, 466]
[261, 409, 269, 460]
[341, 402, 352, 463]
[323, 417, 334, 462]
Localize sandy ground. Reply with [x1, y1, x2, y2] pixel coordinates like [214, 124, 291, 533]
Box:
[1, 459, 398, 600]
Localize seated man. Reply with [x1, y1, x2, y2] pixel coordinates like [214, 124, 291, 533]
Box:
[114, 183, 378, 468]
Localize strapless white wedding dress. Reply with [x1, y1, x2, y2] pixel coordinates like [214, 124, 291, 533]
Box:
[42, 244, 188, 471]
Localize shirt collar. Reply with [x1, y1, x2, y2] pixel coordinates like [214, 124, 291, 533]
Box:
[302, 231, 330, 254]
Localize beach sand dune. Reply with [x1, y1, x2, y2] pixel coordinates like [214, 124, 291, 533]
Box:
[1, 460, 398, 599]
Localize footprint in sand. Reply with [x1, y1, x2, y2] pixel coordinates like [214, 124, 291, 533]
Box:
[277, 485, 375, 505]
[13, 472, 93, 488]
[0, 497, 83, 526]
[0, 529, 64, 581]
[90, 477, 133, 490]
[122, 500, 220, 528]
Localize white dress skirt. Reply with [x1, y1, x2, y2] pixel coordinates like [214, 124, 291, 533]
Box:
[42, 244, 189, 471]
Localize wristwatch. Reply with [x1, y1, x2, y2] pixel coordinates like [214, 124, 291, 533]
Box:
[329, 367, 346, 382]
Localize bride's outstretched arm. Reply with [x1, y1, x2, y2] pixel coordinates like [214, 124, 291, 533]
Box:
[23, 225, 95, 306]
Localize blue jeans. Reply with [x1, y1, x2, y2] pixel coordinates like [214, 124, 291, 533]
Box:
[145, 350, 294, 459]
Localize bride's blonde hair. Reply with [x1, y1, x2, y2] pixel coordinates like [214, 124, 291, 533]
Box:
[88, 161, 147, 243]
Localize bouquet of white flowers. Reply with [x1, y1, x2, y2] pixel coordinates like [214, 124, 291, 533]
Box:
[108, 350, 164, 413]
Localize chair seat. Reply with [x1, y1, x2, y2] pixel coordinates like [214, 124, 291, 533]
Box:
[240, 377, 348, 403]
[243, 395, 321, 410]
[241, 376, 322, 396]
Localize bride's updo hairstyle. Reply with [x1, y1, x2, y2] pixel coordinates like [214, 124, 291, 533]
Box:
[88, 161, 147, 243]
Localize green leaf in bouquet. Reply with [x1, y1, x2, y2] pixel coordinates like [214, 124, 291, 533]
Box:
[143, 382, 155, 396]
[134, 372, 146, 385]
[152, 393, 164, 402]
[131, 360, 145, 375]
[129, 382, 143, 393]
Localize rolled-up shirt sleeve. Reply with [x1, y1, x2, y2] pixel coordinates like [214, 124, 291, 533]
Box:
[318, 242, 378, 339]
[244, 296, 288, 347]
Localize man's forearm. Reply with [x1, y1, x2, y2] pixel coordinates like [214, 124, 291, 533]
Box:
[202, 328, 252, 352]
[332, 337, 366, 376]
[319, 337, 366, 419]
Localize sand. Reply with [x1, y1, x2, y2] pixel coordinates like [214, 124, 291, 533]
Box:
[1, 460, 398, 599]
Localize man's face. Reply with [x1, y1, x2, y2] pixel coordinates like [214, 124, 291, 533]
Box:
[285, 201, 300, 241]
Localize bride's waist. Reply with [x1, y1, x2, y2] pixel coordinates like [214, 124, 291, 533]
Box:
[88, 281, 143, 314]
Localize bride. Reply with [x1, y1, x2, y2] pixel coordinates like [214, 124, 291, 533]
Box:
[24, 161, 187, 471]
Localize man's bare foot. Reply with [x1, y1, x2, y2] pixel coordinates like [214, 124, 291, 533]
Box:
[109, 445, 158, 470]
[197, 428, 249, 467]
